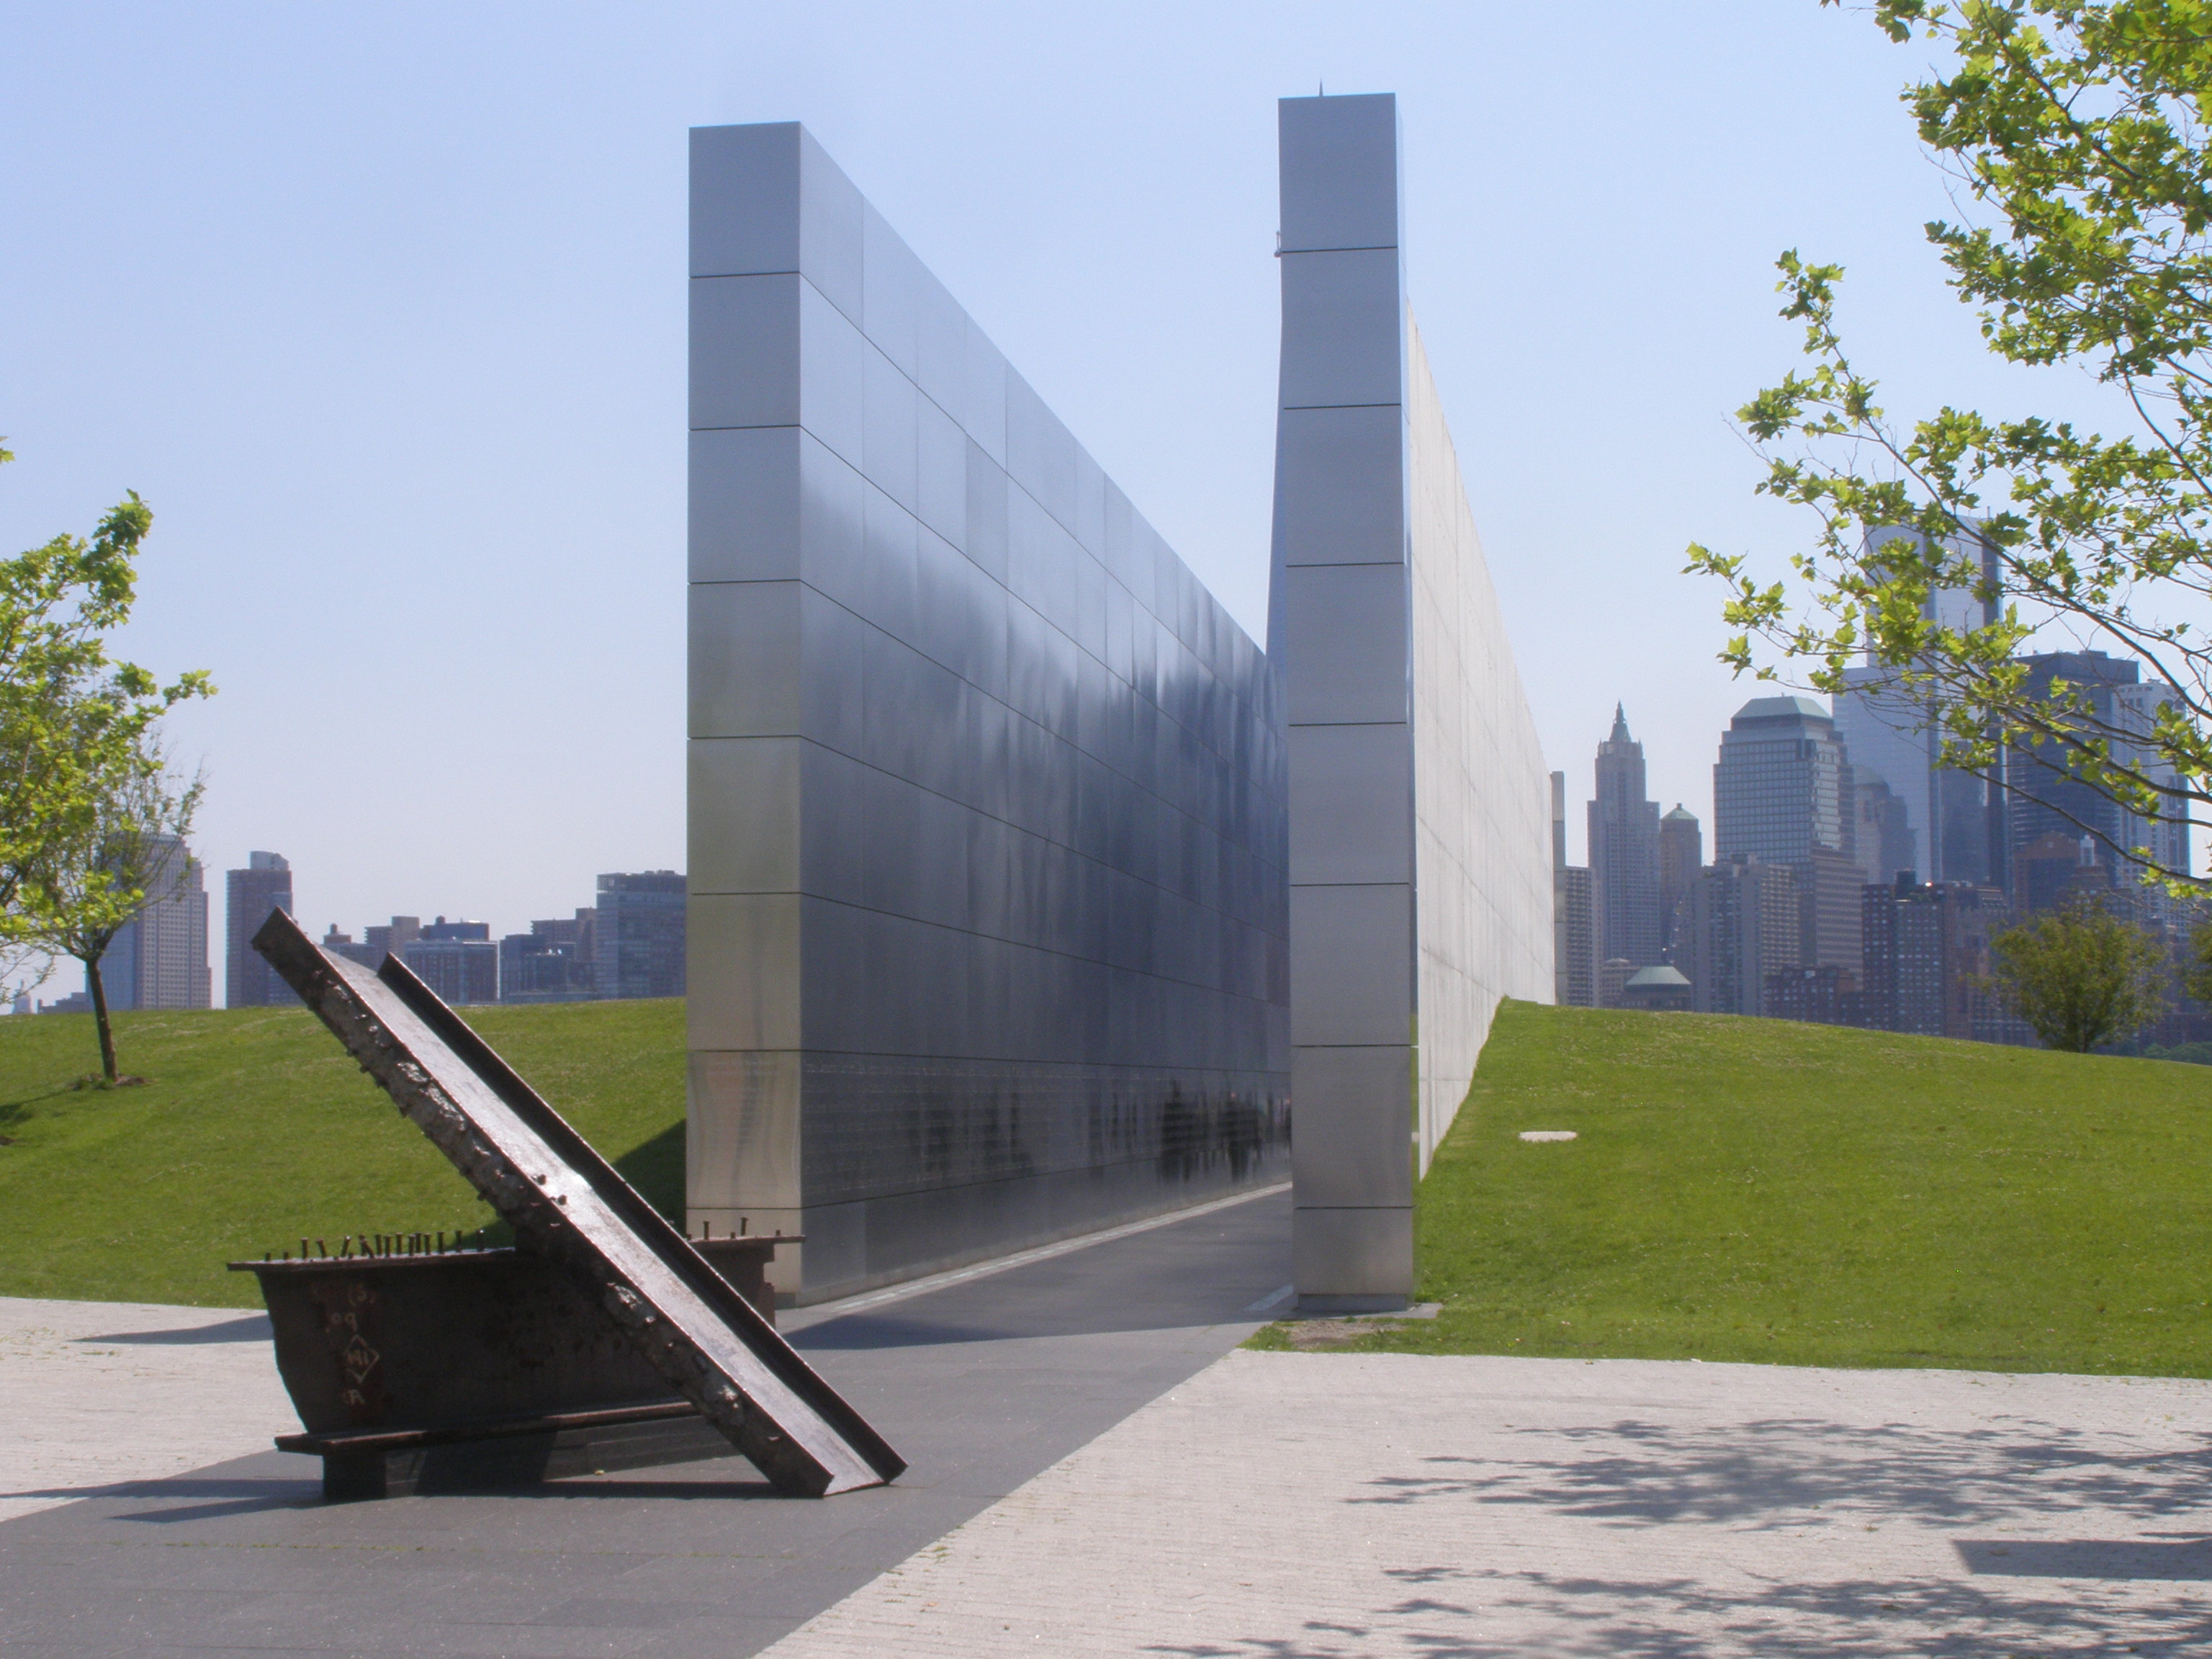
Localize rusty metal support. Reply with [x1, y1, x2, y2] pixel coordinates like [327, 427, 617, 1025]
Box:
[252, 907, 904, 1498]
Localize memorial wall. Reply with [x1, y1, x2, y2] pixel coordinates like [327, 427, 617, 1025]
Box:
[686, 123, 1290, 1303]
[1269, 94, 1553, 1310]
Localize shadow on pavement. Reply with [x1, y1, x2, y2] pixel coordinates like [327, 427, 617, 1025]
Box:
[81, 1315, 273, 1346]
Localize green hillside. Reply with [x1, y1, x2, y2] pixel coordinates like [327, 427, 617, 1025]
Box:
[0, 999, 684, 1308]
[1261, 1001, 2212, 1377]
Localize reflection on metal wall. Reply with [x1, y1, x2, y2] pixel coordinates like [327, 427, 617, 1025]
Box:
[1269, 94, 1552, 1312]
[687, 124, 1289, 1304]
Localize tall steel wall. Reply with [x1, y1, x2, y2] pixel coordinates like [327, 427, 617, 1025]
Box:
[1269, 94, 1552, 1310]
[687, 122, 1289, 1303]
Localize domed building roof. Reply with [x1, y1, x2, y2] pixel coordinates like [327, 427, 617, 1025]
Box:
[1623, 965, 1691, 989]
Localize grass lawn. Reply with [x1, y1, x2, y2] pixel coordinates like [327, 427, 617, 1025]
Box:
[0, 999, 684, 1309]
[1254, 999, 2212, 1377]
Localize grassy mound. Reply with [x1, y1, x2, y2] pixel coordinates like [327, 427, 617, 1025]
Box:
[1260, 1000, 2212, 1376]
[0, 999, 684, 1308]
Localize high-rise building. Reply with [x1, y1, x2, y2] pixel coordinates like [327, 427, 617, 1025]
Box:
[1683, 855, 1799, 1017]
[2013, 831, 2110, 914]
[1588, 706, 1662, 974]
[1551, 772, 1595, 1008]
[399, 917, 498, 1005]
[2005, 651, 2190, 900]
[1712, 696, 1858, 971]
[1658, 804, 1701, 958]
[225, 851, 295, 1008]
[596, 872, 684, 999]
[1861, 877, 2015, 1040]
[101, 836, 211, 1010]
[1851, 775, 1916, 888]
[500, 910, 600, 1003]
[1833, 524, 2005, 889]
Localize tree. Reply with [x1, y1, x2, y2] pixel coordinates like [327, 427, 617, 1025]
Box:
[17, 756, 203, 1083]
[1988, 900, 2168, 1049]
[1689, 1, 2212, 891]
[0, 441, 213, 1043]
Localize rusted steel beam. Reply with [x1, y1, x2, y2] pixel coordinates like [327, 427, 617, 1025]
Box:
[251, 907, 904, 1498]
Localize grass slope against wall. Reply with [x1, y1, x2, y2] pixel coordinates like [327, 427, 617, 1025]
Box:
[1262, 1000, 2212, 1377]
[0, 999, 685, 1308]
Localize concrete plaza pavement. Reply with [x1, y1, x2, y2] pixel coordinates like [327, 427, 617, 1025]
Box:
[766, 1349, 2212, 1657]
[11, 1182, 2212, 1655]
[0, 1183, 1295, 1658]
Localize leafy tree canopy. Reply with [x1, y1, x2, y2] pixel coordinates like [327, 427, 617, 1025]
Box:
[1689, 1, 2212, 889]
[1989, 899, 2169, 1048]
[0, 444, 211, 931]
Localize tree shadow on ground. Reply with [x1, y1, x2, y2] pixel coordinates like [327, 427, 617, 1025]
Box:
[1140, 1413, 2212, 1658]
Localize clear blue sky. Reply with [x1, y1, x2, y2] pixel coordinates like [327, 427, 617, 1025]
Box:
[1, 2, 2141, 994]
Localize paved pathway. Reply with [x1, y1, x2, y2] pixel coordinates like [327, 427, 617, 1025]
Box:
[763, 1349, 2212, 1657]
[0, 1297, 292, 1524]
[0, 1185, 1292, 1658]
[13, 1201, 2212, 1655]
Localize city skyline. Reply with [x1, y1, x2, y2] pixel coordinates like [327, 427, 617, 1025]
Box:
[11, 4, 2182, 935]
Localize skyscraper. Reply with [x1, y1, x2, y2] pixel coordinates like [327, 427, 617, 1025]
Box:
[225, 851, 294, 1007]
[2005, 650, 2190, 898]
[1712, 696, 1858, 971]
[1851, 775, 1916, 887]
[1861, 877, 2013, 1040]
[596, 871, 685, 999]
[1551, 772, 1594, 1007]
[1682, 855, 1799, 1017]
[1832, 525, 2003, 889]
[1588, 706, 1662, 979]
[102, 836, 211, 1011]
[1658, 804, 1701, 959]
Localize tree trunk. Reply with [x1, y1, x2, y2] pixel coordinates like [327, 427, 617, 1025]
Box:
[85, 954, 117, 1084]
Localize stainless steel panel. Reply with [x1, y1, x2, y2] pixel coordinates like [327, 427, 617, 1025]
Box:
[913, 523, 971, 679]
[1290, 1046, 1414, 1208]
[688, 121, 1288, 1303]
[799, 741, 867, 906]
[1277, 94, 1399, 254]
[798, 128, 866, 323]
[914, 266, 967, 423]
[1287, 882, 1413, 1047]
[1277, 249, 1403, 411]
[963, 439, 1010, 585]
[689, 737, 801, 895]
[1288, 723, 1413, 885]
[688, 427, 799, 584]
[861, 343, 919, 513]
[688, 581, 801, 737]
[1002, 371, 1051, 512]
[797, 282, 866, 467]
[799, 590, 867, 760]
[690, 275, 798, 431]
[689, 124, 796, 278]
[1074, 447, 1106, 554]
[857, 482, 919, 642]
[916, 397, 966, 544]
[685, 1048, 802, 1210]
[1291, 1205, 1414, 1301]
[860, 202, 920, 377]
[962, 323, 1008, 465]
[1274, 405, 1405, 567]
[1280, 562, 1410, 727]
[686, 893, 803, 1051]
